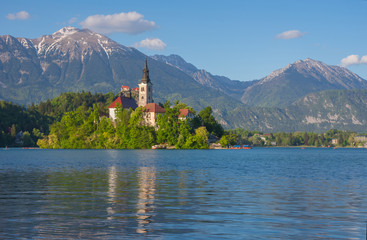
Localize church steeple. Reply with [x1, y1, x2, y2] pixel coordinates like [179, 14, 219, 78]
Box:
[138, 56, 153, 107]
[141, 56, 150, 83]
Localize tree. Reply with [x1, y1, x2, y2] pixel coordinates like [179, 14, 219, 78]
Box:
[176, 119, 192, 149]
[198, 106, 224, 137]
[157, 107, 179, 145]
[127, 107, 156, 149]
[22, 131, 35, 147]
[163, 100, 171, 109]
[220, 135, 229, 148]
[10, 124, 17, 138]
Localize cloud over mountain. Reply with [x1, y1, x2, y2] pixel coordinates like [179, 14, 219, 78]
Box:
[80, 11, 156, 35]
[341, 54, 367, 67]
[134, 38, 167, 50]
[6, 11, 30, 20]
[276, 30, 306, 39]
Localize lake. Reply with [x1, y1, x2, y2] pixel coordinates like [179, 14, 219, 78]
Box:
[0, 148, 366, 239]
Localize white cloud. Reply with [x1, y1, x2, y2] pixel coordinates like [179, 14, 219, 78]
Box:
[341, 54, 367, 67]
[80, 11, 156, 35]
[276, 30, 306, 39]
[133, 38, 167, 50]
[6, 11, 30, 20]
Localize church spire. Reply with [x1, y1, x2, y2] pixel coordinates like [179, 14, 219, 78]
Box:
[141, 56, 150, 83]
[138, 56, 153, 107]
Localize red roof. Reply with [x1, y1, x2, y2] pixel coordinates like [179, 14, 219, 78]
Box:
[121, 85, 130, 90]
[143, 103, 166, 113]
[108, 96, 138, 110]
[179, 109, 192, 117]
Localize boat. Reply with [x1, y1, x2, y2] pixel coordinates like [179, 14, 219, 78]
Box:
[230, 145, 242, 149]
[230, 145, 252, 149]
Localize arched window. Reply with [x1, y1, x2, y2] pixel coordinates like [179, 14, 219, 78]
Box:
[141, 87, 145, 92]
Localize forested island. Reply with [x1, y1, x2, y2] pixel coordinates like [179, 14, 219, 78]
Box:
[1, 92, 366, 149]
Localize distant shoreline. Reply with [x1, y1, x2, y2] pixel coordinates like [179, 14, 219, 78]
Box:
[2, 146, 366, 150]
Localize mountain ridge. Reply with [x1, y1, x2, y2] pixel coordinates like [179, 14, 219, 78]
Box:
[228, 89, 367, 132]
[241, 58, 367, 107]
[0, 27, 242, 116]
[152, 54, 258, 101]
[1, 27, 367, 132]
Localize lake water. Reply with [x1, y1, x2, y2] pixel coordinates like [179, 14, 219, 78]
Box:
[0, 148, 366, 239]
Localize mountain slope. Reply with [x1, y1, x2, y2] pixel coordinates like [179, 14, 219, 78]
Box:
[152, 54, 257, 100]
[228, 89, 367, 132]
[241, 58, 367, 108]
[0, 27, 242, 120]
[2, 28, 367, 132]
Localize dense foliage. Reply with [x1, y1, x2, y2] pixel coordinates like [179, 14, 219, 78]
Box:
[222, 128, 366, 148]
[0, 101, 52, 147]
[37, 101, 215, 149]
[2, 91, 367, 149]
[0, 92, 115, 147]
[33, 91, 116, 120]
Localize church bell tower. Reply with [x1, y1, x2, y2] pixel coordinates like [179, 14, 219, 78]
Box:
[138, 57, 153, 107]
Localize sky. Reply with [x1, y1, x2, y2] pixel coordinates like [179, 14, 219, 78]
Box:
[1, 0, 367, 81]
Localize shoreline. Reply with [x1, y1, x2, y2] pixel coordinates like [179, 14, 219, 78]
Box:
[2, 146, 366, 150]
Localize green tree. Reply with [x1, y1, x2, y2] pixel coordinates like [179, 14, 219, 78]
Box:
[194, 126, 209, 149]
[157, 107, 179, 145]
[198, 106, 224, 137]
[127, 107, 156, 149]
[220, 135, 229, 148]
[176, 119, 192, 149]
[22, 131, 35, 147]
[10, 124, 17, 138]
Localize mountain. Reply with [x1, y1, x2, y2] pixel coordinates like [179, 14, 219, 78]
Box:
[228, 90, 367, 132]
[0, 27, 242, 117]
[241, 58, 367, 107]
[152, 54, 257, 100]
[2, 27, 367, 132]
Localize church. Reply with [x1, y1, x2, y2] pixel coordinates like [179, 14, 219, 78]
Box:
[108, 57, 166, 127]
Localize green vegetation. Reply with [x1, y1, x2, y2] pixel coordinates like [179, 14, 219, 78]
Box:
[37, 100, 218, 149]
[1, 91, 115, 147]
[228, 89, 367, 133]
[0, 101, 52, 147]
[223, 128, 365, 148]
[2, 91, 367, 149]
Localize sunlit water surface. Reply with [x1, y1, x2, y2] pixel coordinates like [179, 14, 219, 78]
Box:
[0, 148, 366, 239]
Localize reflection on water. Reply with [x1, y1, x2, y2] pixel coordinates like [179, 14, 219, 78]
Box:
[0, 148, 367, 239]
[107, 166, 118, 219]
[136, 167, 156, 234]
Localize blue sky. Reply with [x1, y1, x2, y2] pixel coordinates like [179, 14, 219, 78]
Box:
[1, 0, 366, 81]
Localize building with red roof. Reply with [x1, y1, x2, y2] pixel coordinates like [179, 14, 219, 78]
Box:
[108, 96, 138, 122]
[178, 109, 195, 120]
[109, 57, 163, 125]
[142, 103, 166, 127]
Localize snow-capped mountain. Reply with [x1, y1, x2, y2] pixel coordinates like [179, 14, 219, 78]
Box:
[0, 27, 241, 118]
[32, 27, 132, 59]
[2, 27, 367, 132]
[241, 58, 367, 107]
[0, 27, 138, 93]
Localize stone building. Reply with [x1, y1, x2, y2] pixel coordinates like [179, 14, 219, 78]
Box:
[109, 57, 165, 127]
[138, 57, 154, 107]
[142, 103, 166, 128]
